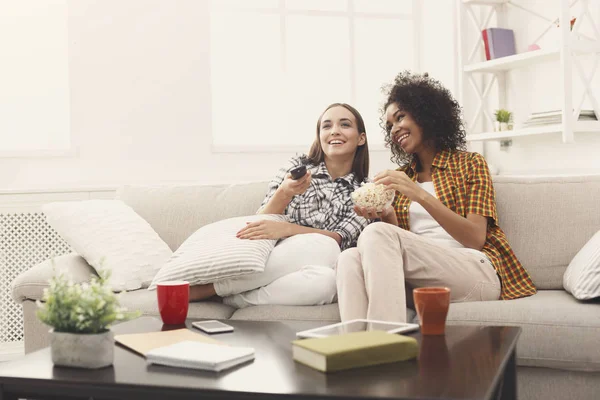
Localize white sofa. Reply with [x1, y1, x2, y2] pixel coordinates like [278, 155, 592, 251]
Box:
[12, 175, 600, 400]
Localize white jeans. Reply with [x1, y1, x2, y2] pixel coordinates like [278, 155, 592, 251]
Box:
[336, 222, 501, 322]
[213, 233, 340, 308]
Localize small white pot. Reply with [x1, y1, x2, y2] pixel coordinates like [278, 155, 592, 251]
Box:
[498, 122, 509, 131]
[50, 329, 114, 369]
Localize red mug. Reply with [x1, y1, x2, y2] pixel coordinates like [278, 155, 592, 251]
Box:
[413, 287, 451, 335]
[156, 281, 190, 325]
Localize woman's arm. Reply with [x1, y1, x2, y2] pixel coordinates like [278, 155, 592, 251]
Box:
[380, 206, 399, 226]
[374, 168, 488, 251]
[258, 186, 294, 214]
[258, 172, 312, 214]
[354, 205, 398, 226]
[237, 220, 341, 246]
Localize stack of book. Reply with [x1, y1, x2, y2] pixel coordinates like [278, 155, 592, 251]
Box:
[481, 28, 516, 60]
[522, 109, 598, 127]
[115, 328, 255, 372]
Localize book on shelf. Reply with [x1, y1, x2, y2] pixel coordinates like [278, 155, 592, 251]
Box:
[292, 330, 418, 373]
[481, 28, 516, 60]
[522, 109, 598, 127]
[145, 340, 255, 372]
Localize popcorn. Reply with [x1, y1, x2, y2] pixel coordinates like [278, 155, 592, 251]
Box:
[351, 183, 395, 211]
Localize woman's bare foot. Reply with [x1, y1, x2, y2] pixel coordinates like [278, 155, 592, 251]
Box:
[189, 283, 217, 301]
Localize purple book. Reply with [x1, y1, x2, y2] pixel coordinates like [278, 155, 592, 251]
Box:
[486, 28, 516, 59]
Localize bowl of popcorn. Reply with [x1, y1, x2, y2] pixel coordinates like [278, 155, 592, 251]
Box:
[351, 183, 395, 211]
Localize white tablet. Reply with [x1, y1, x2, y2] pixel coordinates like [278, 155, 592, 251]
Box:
[296, 319, 419, 339]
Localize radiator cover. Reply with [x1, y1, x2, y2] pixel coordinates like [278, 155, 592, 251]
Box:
[0, 212, 71, 344]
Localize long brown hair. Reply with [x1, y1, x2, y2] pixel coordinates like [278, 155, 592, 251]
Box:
[307, 103, 369, 182]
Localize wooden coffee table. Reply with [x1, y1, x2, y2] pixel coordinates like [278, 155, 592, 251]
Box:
[0, 317, 520, 400]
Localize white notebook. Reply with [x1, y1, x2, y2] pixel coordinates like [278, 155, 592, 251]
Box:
[145, 340, 255, 372]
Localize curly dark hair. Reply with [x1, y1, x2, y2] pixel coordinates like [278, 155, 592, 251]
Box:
[381, 71, 466, 166]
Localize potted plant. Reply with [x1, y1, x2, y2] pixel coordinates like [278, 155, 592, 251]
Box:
[494, 109, 513, 131]
[36, 267, 140, 369]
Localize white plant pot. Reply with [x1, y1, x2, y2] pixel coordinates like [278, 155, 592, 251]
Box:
[50, 329, 114, 369]
[498, 122, 509, 131]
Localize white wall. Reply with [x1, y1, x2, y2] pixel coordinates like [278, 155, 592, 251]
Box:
[1, 0, 456, 190]
[2, 0, 280, 189]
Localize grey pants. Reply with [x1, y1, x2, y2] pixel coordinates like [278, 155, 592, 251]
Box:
[336, 222, 501, 322]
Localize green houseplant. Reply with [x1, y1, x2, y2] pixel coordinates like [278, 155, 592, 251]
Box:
[494, 109, 513, 131]
[37, 266, 140, 369]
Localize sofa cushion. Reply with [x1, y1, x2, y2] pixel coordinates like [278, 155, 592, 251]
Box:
[149, 214, 287, 290]
[442, 290, 600, 372]
[119, 289, 236, 320]
[12, 253, 97, 304]
[42, 200, 172, 291]
[230, 304, 417, 323]
[116, 182, 269, 251]
[563, 230, 600, 300]
[230, 304, 341, 322]
[493, 175, 600, 289]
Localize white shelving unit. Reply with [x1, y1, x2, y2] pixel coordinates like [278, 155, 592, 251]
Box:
[457, 0, 600, 143]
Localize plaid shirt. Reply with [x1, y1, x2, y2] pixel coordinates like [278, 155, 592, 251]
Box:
[392, 149, 537, 300]
[260, 155, 369, 250]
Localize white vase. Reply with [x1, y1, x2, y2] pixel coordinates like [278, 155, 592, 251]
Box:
[50, 329, 114, 369]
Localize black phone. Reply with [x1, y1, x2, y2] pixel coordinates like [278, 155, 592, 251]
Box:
[290, 165, 307, 180]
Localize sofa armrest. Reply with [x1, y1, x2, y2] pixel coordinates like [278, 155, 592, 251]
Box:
[11, 253, 98, 304]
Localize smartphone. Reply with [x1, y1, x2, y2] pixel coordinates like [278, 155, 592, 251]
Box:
[192, 320, 234, 334]
[290, 165, 307, 180]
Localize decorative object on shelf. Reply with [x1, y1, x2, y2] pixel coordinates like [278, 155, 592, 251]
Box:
[527, 43, 541, 52]
[481, 28, 516, 60]
[36, 265, 140, 369]
[494, 109, 513, 131]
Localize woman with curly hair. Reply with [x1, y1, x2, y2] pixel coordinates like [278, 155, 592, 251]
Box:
[336, 71, 536, 322]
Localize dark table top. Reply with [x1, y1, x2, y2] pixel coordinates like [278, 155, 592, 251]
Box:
[0, 317, 520, 400]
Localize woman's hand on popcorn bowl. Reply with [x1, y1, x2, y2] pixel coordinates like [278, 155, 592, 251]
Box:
[354, 205, 396, 221]
[351, 182, 397, 223]
[373, 170, 424, 202]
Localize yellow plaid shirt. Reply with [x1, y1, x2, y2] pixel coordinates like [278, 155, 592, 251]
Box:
[392, 149, 536, 300]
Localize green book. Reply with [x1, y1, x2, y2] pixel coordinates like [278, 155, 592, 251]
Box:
[292, 330, 418, 373]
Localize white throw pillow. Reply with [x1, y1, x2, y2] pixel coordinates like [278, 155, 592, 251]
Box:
[563, 230, 600, 300]
[43, 200, 172, 291]
[149, 214, 288, 290]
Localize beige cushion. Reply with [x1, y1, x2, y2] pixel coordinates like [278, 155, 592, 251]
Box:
[11, 253, 97, 304]
[563, 230, 600, 300]
[116, 182, 269, 251]
[149, 214, 286, 289]
[42, 200, 172, 291]
[493, 175, 600, 289]
[444, 290, 600, 372]
[230, 304, 417, 323]
[230, 304, 341, 322]
[119, 289, 236, 320]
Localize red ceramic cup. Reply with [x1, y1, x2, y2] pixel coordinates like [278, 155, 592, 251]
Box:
[413, 287, 451, 335]
[156, 281, 190, 325]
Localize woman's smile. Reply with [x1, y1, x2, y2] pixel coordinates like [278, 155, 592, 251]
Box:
[395, 131, 410, 148]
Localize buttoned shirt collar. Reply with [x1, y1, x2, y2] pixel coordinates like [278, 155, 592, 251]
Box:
[407, 149, 451, 174]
